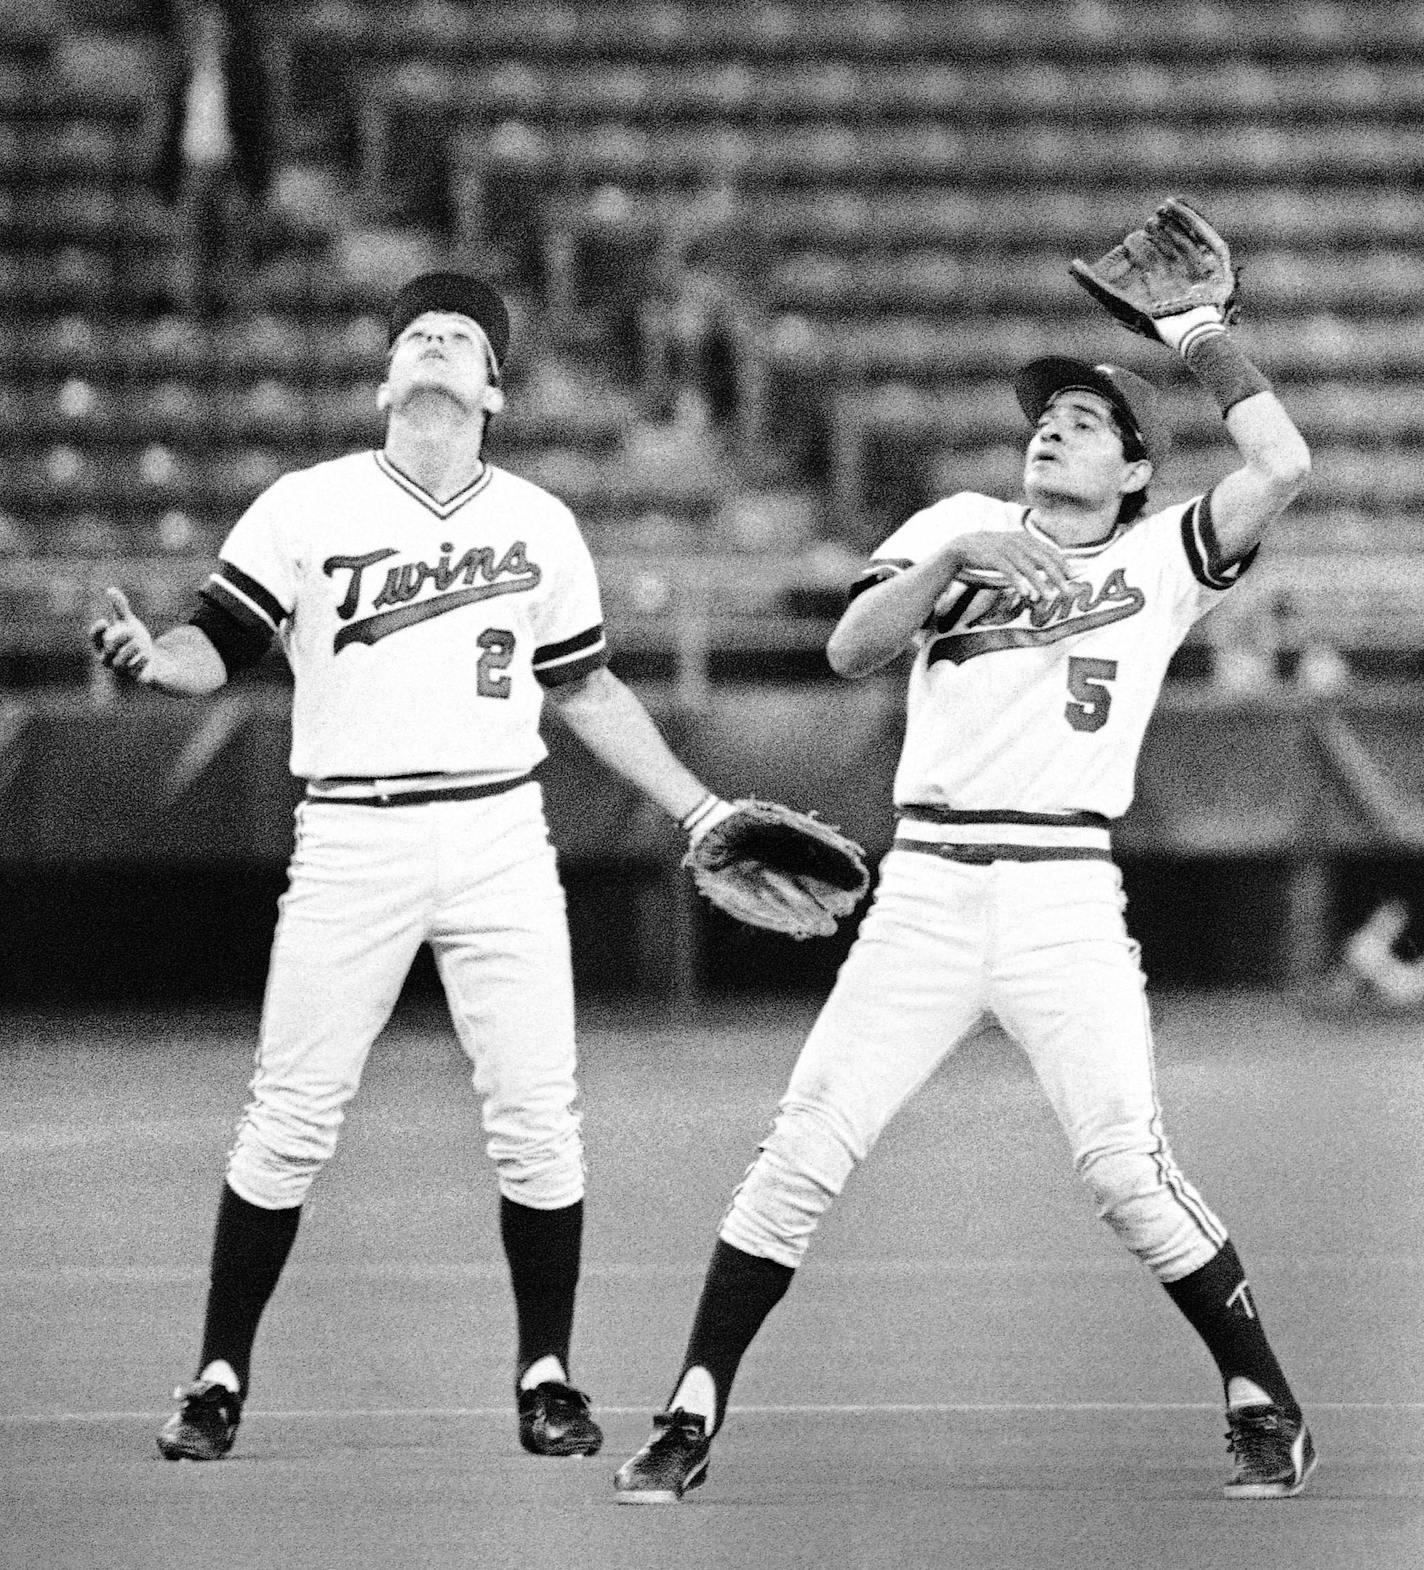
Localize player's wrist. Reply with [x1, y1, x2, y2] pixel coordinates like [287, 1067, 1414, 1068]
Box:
[1179, 327, 1272, 416]
[680, 792, 735, 848]
[1154, 304, 1224, 356]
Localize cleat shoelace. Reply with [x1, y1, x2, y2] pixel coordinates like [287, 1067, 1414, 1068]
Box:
[540, 1384, 591, 1423]
[1226, 1407, 1288, 1475]
[648, 1409, 706, 1455]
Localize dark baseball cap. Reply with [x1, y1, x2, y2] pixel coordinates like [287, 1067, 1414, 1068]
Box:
[387, 271, 510, 366]
[1014, 356, 1168, 469]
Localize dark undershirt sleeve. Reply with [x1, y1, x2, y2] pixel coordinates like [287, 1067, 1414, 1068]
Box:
[189, 591, 275, 676]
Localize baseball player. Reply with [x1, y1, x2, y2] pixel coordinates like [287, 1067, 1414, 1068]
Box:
[90, 271, 742, 1463]
[615, 206, 1317, 1504]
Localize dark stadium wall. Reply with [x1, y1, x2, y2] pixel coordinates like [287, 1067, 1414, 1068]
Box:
[7, 684, 1424, 1004]
[0, 854, 1382, 1007]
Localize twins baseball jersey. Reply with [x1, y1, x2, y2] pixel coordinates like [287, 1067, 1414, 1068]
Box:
[855, 490, 1252, 822]
[202, 451, 608, 781]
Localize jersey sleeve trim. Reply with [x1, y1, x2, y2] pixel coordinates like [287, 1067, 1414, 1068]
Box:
[1181, 491, 1259, 590]
[206, 560, 290, 633]
[533, 623, 609, 687]
[190, 592, 274, 676]
[847, 559, 911, 605]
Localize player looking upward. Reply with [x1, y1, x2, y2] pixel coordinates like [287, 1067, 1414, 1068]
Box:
[90, 271, 739, 1464]
[615, 203, 1317, 1504]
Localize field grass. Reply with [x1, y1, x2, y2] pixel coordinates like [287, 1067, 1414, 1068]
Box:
[2, 990, 1421, 1569]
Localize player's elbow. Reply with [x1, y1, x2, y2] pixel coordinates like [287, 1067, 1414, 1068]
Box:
[1274, 432, 1311, 489]
[824, 628, 855, 677]
[825, 624, 881, 679]
[1259, 436, 1311, 505]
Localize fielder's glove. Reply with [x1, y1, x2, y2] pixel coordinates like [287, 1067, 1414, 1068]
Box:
[1068, 196, 1240, 337]
[683, 798, 870, 940]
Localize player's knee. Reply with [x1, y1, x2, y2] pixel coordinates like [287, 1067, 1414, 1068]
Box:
[226, 1088, 348, 1207]
[720, 1103, 859, 1268]
[490, 1123, 585, 1209]
[1077, 1146, 1222, 1280]
[226, 1121, 333, 1209]
[1077, 1145, 1158, 1217]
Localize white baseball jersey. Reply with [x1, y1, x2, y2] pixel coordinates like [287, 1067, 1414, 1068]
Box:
[203, 451, 608, 780]
[856, 490, 1252, 822]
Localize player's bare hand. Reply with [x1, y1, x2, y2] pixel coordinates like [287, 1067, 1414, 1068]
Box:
[943, 531, 1075, 602]
[89, 587, 156, 682]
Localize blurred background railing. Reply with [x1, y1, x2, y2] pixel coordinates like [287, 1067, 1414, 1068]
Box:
[5, 0, 1424, 1004]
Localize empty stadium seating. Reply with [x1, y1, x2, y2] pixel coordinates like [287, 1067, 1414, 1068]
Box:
[3, 1, 1424, 681]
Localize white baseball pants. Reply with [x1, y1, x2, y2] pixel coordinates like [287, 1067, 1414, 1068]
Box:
[226, 781, 584, 1212]
[721, 845, 1227, 1281]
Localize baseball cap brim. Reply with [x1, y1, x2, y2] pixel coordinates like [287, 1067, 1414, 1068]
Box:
[1014, 356, 1167, 469]
[387, 271, 511, 367]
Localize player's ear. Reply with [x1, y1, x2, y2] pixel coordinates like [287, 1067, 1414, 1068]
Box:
[1121, 457, 1151, 496]
[482, 384, 506, 415]
[375, 382, 393, 413]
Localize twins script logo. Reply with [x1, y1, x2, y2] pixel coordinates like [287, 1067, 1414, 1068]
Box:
[927, 567, 1146, 667]
[323, 540, 541, 652]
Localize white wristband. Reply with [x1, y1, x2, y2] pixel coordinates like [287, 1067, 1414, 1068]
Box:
[1154, 303, 1225, 357]
[682, 794, 735, 848]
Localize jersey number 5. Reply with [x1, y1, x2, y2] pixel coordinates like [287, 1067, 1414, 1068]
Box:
[477, 628, 515, 698]
[1065, 656, 1117, 732]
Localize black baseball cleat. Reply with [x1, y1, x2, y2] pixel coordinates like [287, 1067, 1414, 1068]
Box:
[1223, 1404, 1318, 1498]
[614, 1408, 711, 1503]
[156, 1379, 242, 1461]
[517, 1380, 603, 1457]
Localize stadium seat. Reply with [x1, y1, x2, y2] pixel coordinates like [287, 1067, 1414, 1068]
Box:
[142, 506, 217, 556]
[127, 316, 213, 378]
[512, 446, 605, 504]
[927, 443, 1026, 499]
[752, 123, 865, 182]
[855, 61, 969, 115]
[461, 61, 552, 121]
[44, 511, 126, 557]
[0, 375, 23, 435]
[855, 122, 966, 180]
[214, 314, 316, 378]
[130, 380, 216, 444]
[309, 381, 384, 448]
[555, 63, 653, 117]
[18, 314, 115, 377]
[33, 375, 120, 441]
[30, 245, 114, 309]
[1286, 382, 1417, 441]
[46, 29, 157, 113]
[199, 447, 288, 511]
[767, 252, 855, 310]
[378, 0, 480, 57]
[0, 123, 22, 185]
[771, 61, 863, 117]
[560, 121, 653, 183]
[14, 443, 117, 519]
[134, 442, 198, 502]
[36, 118, 122, 179]
[306, 312, 387, 378]
[463, 2, 580, 55]
[216, 379, 313, 444]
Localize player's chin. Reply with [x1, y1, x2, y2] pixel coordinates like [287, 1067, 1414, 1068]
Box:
[1024, 463, 1083, 502]
[392, 381, 475, 416]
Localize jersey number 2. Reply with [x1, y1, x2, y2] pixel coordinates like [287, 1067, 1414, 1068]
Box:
[477, 628, 515, 698]
[1065, 656, 1117, 732]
